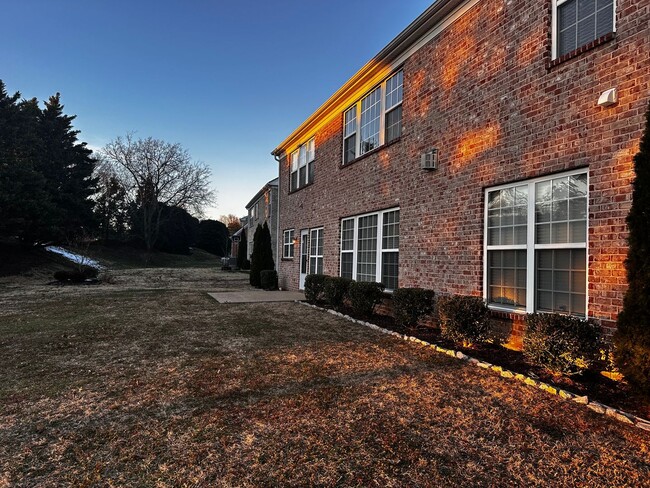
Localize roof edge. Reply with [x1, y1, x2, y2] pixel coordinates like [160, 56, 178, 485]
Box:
[271, 0, 465, 157]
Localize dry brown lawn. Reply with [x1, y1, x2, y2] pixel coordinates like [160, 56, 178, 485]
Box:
[1, 267, 649, 487]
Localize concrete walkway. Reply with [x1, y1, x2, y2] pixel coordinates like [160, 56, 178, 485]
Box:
[208, 290, 305, 304]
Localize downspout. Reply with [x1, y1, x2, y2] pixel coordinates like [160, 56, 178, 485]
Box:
[273, 152, 282, 278]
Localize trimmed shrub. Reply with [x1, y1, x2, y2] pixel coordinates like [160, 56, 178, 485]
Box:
[323, 276, 353, 310]
[53, 266, 98, 283]
[304, 274, 327, 304]
[250, 223, 274, 288]
[348, 281, 385, 317]
[393, 287, 435, 330]
[437, 295, 491, 346]
[260, 270, 278, 291]
[615, 101, 650, 393]
[524, 313, 601, 375]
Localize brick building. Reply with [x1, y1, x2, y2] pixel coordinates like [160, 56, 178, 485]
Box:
[245, 178, 279, 264]
[271, 0, 650, 339]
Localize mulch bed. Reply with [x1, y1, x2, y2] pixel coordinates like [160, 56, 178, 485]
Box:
[322, 303, 650, 421]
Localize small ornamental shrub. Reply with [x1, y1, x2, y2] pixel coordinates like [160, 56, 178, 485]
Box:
[250, 223, 274, 288]
[304, 274, 327, 304]
[524, 313, 602, 376]
[53, 266, 98, 283]
[348, 281, 386, 317]
[393, 287, 435, 330]
[614, 101, 650, 394]
[437, 295, 491, 346]
[260, 270, 278, 290]
[323, 276, 353, 310]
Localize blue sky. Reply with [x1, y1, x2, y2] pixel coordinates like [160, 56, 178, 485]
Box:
[2, 0, 433, 219]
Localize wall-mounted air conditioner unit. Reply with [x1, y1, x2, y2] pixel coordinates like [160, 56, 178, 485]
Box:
[421, 149, 438, 170]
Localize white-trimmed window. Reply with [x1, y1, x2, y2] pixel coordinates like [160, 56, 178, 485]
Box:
[340, 208, 400, 290]
[484, 170, 588, 316]
[290, 137, 315, 192]
[343, 70, 403, 164]
[552, 0, 615, 59]
[283, 229, 294, 259]
[309, 227, 323, 275]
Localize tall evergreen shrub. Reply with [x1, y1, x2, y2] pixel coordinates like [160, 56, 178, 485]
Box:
[250, 222, 274, 287]
[614, 101, 650, 393]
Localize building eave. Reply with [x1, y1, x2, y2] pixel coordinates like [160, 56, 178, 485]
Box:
[271, 0, 467, 158]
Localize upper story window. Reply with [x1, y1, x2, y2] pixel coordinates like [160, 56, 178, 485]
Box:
[553, 0, 615, 59]
[290, 137, 315, 192]
[343, 70, 403, 165]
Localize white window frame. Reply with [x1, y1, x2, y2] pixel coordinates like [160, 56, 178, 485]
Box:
[551, 0, 616, 60]
[483, 169, 589, 315]
[342, 70, 403, 164]
[309, 227, 324, 275]
[290, 137, 315, 192]
[283, 229, 294, 259]
[340, 207, 400, 291]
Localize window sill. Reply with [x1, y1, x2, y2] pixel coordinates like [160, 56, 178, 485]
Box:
[340, 136, 402, 169]
[546, 32, 615, 70]
[281, 257, 294, 261]
[288, 181, 314, 195]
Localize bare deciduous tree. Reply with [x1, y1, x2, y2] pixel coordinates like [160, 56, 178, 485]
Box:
[219, 213, 242, 235]
[101, 133, 214, 252]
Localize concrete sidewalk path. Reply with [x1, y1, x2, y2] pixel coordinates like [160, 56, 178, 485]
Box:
[208, 290, 305, 304]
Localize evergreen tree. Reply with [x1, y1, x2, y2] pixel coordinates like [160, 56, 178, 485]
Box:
[614, 101, 650, 394]
[154, 205, 199, 255]
[37, 93, 97, 241]
[0, 81, 51, 242]
[237, 228, 249, 270]
[249, 222, 275, 288]
[95, 167, 129, 241]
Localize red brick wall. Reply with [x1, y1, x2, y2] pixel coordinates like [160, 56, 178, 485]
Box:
[277, 0, 650, 332]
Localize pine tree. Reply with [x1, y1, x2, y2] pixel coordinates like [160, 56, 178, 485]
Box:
[37, 93, 97, 241]
[0, 81, 51, 242]
[614, 101, 650, 394]
[249, 223, 275, 287]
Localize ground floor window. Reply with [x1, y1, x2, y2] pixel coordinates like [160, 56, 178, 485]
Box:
[283, 229, 294, 258]
[484, 170, 588, 316]
[309, 228, 323, 275]
[340, 208, 399, 290]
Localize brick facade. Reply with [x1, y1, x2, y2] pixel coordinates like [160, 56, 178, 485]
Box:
[274, 0, 650, 338]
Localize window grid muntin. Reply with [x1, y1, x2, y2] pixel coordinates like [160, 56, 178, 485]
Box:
[484, 170, 588, 315]
[553, 0, 615, 58]
[309, 227, 323, 275]
[340, 208, 400, 290]
[283, 229, 294, 259]
[342, 70, 403, 164]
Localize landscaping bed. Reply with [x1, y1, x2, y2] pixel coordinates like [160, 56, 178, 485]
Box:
[318, 302, 650, 421]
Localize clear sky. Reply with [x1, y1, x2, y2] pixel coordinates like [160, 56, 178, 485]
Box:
[2, 0, 433, 219]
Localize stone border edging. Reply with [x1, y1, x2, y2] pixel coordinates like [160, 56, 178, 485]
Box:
[296, 301, 650, 432]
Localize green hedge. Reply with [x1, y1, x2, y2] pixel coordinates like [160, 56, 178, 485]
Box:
[348, 281, 385, 317]
[304, 274, 327, 304]
[437, 295, 491, 346]
[393, 287, 435, 330]
[524, 313, 601, 375]
[323, 276, 353, 310]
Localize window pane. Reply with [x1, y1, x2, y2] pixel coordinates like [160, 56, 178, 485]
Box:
[536, 173, 587, 244]
[487, 250, 527, 308]
[360, 87, 381, 155]
[357, 214, 378, 282]
[341, 253, 353, 279]
[487, 186, 527, 246]
[385, 70, 403, 109]
[307, 138, 315, 162]
[382, 210, 400, 249]
[558, 0, 612, 57]
[381, 252, 399, 290]
[385, 105, 402, 144]
[308, 161, 314, 184]
[299, 166, 307, 187]
[536, 249, 586, 316]
[290, 171, 298, 192]
[341, 219, 354, 251]
[344, 135, 356, 164]
[344, 107, 356, 137]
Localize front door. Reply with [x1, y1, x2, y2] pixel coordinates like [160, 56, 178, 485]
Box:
[299, 229, 309, 289]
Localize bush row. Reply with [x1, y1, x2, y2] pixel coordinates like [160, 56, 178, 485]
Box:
[305, 274, 605, 377]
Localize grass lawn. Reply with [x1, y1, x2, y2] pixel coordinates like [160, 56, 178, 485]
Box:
[1, 266, 649, 486]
